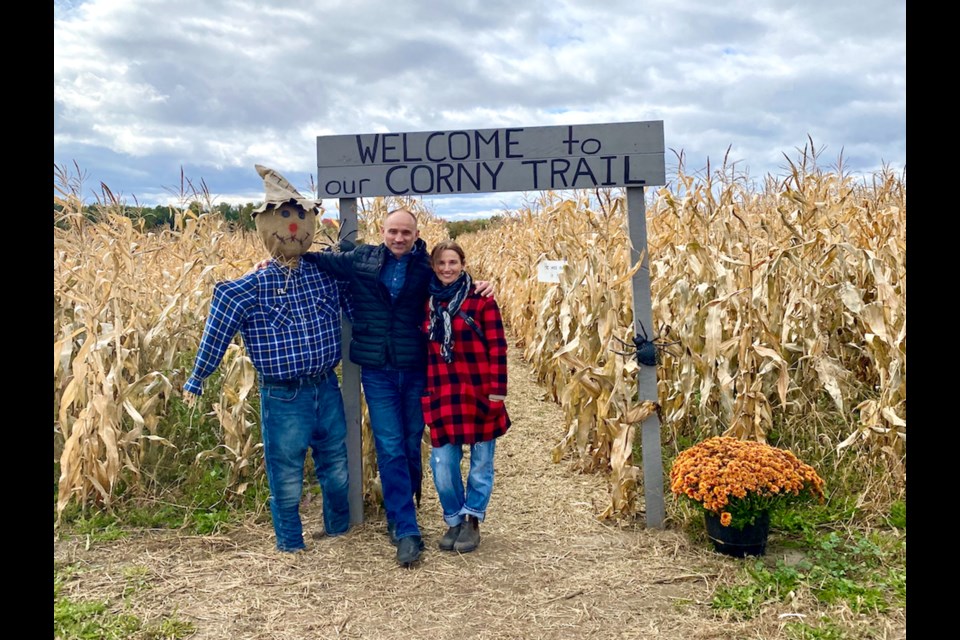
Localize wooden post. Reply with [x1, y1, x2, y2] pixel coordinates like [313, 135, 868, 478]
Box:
[625, 187, 665, 529]
[337, 197, 364, 525]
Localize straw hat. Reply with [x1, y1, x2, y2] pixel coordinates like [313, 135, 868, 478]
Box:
[252, 164, 320, 215]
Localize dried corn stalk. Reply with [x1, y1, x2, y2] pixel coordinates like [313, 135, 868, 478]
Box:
[460, 153, 906, 517]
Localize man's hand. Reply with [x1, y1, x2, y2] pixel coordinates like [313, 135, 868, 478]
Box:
[243, 258, 272, 276]
[475, 280, 495, 297]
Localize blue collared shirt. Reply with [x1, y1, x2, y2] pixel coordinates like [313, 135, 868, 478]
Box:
[184, 260, 346, 395]
[380, 245, 418, 301]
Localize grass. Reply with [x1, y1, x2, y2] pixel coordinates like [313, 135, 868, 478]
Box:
[54, 565, 196, 640]
[784, 618, 849, 640]
[888, 500, 906, 529]
[55, 466, 271, 541]
[55, 351, 272, 540]
[660, 395, 905, 638]
[708, 497, 906, 637]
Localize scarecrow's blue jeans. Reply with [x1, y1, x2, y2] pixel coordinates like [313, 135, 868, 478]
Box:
[430, 439, 497, 526]
[260, 370, 350, 552]
[360, 367, 426, 540]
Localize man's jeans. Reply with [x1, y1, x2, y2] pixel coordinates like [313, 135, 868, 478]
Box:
[430, 439, 496, 526]
[260, 370, 350, 552]
[360, 367, 426, 540]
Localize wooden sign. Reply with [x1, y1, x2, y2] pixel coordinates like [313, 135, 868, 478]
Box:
[317, 121, 665, 197]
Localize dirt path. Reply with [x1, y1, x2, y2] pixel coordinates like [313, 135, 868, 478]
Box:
[54, 346, 897, 640]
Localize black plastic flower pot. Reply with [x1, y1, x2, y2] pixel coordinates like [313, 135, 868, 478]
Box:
[704, 510, 770, 557]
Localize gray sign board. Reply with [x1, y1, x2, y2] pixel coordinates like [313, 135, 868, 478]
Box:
[316, 121, 665, 197]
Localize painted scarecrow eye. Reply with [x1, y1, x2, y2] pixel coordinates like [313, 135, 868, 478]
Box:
[280, 209, 291, 218]
[298, 210, 306, 220]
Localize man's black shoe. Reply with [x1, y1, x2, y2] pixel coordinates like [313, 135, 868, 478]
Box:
[396, 535, 424, 566]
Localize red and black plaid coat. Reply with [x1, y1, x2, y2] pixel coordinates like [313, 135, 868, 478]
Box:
[421, 287, 511, 447]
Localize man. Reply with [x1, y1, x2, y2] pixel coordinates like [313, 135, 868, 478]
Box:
[184, 165, 351, 553]
[300, 208, 492, 567]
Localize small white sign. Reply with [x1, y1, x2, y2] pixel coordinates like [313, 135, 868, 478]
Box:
[537, 260, 567, 283]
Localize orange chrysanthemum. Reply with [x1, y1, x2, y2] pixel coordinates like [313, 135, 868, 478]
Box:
[669, 436, 826, 528]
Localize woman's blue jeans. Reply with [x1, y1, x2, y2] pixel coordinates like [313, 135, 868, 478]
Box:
[260, 371, 351, 552]
[430, 439, 497, 526]
[360, 367, 426, 540]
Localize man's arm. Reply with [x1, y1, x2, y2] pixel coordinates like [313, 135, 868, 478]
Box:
[300, 245, 357, 279]
[337, 278, 355, 324]
[251, 243, 358, 277]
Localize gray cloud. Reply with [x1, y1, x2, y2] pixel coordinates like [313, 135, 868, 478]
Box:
[54, 0, 906, 218]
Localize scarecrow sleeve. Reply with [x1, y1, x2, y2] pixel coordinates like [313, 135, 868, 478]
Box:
[183, 280, 252, 396]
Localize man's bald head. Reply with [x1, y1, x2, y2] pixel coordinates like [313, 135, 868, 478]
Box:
[382, 208, 420, 257]
[385, 208, 418, 227]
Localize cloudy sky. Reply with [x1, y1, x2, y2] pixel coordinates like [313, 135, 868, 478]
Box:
[54, 0, 906, 220]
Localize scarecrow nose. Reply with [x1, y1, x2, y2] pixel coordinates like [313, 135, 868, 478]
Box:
[288, 222, 298, 234]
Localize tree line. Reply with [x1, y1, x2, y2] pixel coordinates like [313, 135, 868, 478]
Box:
[54, 201, 502, 236]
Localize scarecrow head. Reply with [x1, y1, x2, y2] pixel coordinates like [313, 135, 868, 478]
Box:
[251, 164, 320, 263]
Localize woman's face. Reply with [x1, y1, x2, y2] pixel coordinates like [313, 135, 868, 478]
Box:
[433, 249, 464, 285]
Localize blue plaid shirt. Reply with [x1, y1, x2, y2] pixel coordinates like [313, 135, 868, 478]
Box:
[184, 260, 346, 396]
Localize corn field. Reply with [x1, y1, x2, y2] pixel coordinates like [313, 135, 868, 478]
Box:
[53, 151, 905, 524]
[460, 151, 905, 517]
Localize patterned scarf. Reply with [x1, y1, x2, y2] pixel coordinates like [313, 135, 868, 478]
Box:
[427, 271, 472, 363]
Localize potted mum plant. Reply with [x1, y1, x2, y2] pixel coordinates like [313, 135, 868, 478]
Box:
[669, 436, 826, 557]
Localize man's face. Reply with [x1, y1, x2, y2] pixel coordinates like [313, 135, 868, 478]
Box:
[382, 210, 419, 257]
[255, 203, 316, 260]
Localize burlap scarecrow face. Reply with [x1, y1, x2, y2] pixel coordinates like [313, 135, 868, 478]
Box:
[251, 164, 320, 262]
[255, 202, 317, 261]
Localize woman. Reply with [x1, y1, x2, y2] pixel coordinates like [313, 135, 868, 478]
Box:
[421, 240, 511, 553]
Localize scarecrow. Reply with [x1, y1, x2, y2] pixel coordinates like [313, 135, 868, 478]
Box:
[183, 165, 351, 552]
